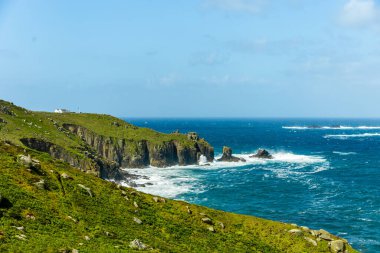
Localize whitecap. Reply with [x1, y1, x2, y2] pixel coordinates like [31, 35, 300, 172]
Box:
[324, 133, 380, 139]
[283, 126, 380, 130]
[332, 151, 357, 156]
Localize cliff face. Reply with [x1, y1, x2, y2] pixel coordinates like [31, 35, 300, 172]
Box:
[0, 99, 214, 180]
[62, 123, 214, 169]
[19, 137, 123, 180]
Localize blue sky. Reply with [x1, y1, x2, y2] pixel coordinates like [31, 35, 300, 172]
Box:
[1, 0, 380, 117]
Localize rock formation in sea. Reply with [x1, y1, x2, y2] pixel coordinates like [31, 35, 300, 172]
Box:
[250, 149, 273, 159]
[217, 146, 246, 162]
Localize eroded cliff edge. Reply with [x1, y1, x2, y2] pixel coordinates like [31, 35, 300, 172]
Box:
[0, 100, 214, 180]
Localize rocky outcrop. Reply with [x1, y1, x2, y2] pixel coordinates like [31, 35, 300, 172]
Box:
[217, 146, 245, 162]
[62, 124, 214, 168]
[19, 138, 123, 180]
[19, 124, 214, 180]
[250, 149, 273, 159]
[0, 105, 16, 116]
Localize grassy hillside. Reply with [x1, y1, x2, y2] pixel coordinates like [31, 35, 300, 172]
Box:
[0, 100, 357, 252]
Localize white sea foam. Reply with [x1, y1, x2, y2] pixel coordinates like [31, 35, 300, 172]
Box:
[324, 133, 380, 139]
[332, 151, 357, 156]
[120, 151, 327, 198]
[283, 126, 380, 130]
[120, 167, 204, 198]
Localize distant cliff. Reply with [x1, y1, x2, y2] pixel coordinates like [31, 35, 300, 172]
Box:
[0, 99, 214, 180]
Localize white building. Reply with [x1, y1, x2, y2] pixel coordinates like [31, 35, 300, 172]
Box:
[54, 109, 70, 113]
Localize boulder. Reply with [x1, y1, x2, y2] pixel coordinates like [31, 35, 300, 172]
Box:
[201, 217, 213, 225]
[129, 239, 148, 250]
[208, 226, 215, 232]
[61, 173, 73, 180]
[304, 237, 317, 246]
[187, 132, 199, 141]
[250, 149, 273, 159]
[217, 146, 245, 162]
[133, 217, 142, 224]
[329, 240, 346, 253]
[33, 179, 46, 190]
[288, 229, 303, 236]
[18, 155, 41, 170]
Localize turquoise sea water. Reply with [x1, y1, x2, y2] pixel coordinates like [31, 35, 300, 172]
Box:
[124, 118, 380, 252]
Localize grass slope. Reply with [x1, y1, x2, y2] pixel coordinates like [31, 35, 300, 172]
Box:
[0, 100, 357, 252]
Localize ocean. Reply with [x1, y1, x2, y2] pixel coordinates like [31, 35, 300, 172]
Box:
[123, 118, 380, 252]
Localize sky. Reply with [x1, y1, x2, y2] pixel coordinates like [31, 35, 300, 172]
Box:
[1, 0, 380, 117]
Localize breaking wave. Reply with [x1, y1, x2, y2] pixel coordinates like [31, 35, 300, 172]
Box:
[283, 126, 380, 130]
[120, 151, 327, 198]
[324, 133, 380, 139]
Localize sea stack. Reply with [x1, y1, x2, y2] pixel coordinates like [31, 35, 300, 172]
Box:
[250, 149, 273, 159]
[217, 146, 246, 162]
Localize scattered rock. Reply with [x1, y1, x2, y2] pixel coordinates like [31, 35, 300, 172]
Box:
[217, 146, 245, 162]
[187, 132, 199, 141]
[129, 239, 148, 250]
[72, 249, 79, 253]
[329, 240, 346, 253]
[202, 217, 213, 225]
[77, 184, 93, 197]
[300, 226, 310, 232]
[0, 105, 16, 116]
[124, 196, 129, 201]
[33, 179, 46, 190]
[199, 213, 207, 216]
[18, 154, 41, 170]
[304, 237, 317, 246]
[121, 190, 127, 196]
[250, 149, 273, 159]
[25, 213, 35, 220]
[291, 223, 298, 227]
[218, 222, 225, 229]
[12, 226, 24, 231]
[153, 197, 159, 203]
[15, 234, 27, 240]
[84, 236, 90, 241]
[208, 226, 215, 232]
[133, 217, 142, 225]
[160, 198, 166, 203]
[61, 173, 73, 180]
[111, 121, 120, 127]
[288, 229, 303, 236]
[318, 229, 333, 241]
[67, 216, 77, 223]
[133, 201, 139, 208]
[186, 206, 192, 214]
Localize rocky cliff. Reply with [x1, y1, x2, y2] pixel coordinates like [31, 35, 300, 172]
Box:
[62, 123, 214, 168]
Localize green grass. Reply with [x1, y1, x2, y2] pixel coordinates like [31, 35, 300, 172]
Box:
[0, 99, 358, 252]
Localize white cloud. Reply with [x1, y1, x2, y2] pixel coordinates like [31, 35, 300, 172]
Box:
[204, 0, 266, 13]
[340, 0, 379, 26]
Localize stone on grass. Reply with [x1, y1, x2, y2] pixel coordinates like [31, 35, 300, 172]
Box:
[129, 239, 148, 250]
[329, 240, 346, 253]
[304, 237, 317, 246]
[133, 217, 142, 224]
[202, 217, 213, 225]
[288, 229, 303, 236]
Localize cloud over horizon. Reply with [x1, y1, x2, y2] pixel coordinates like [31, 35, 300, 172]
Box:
[340, 0, 379, 27]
